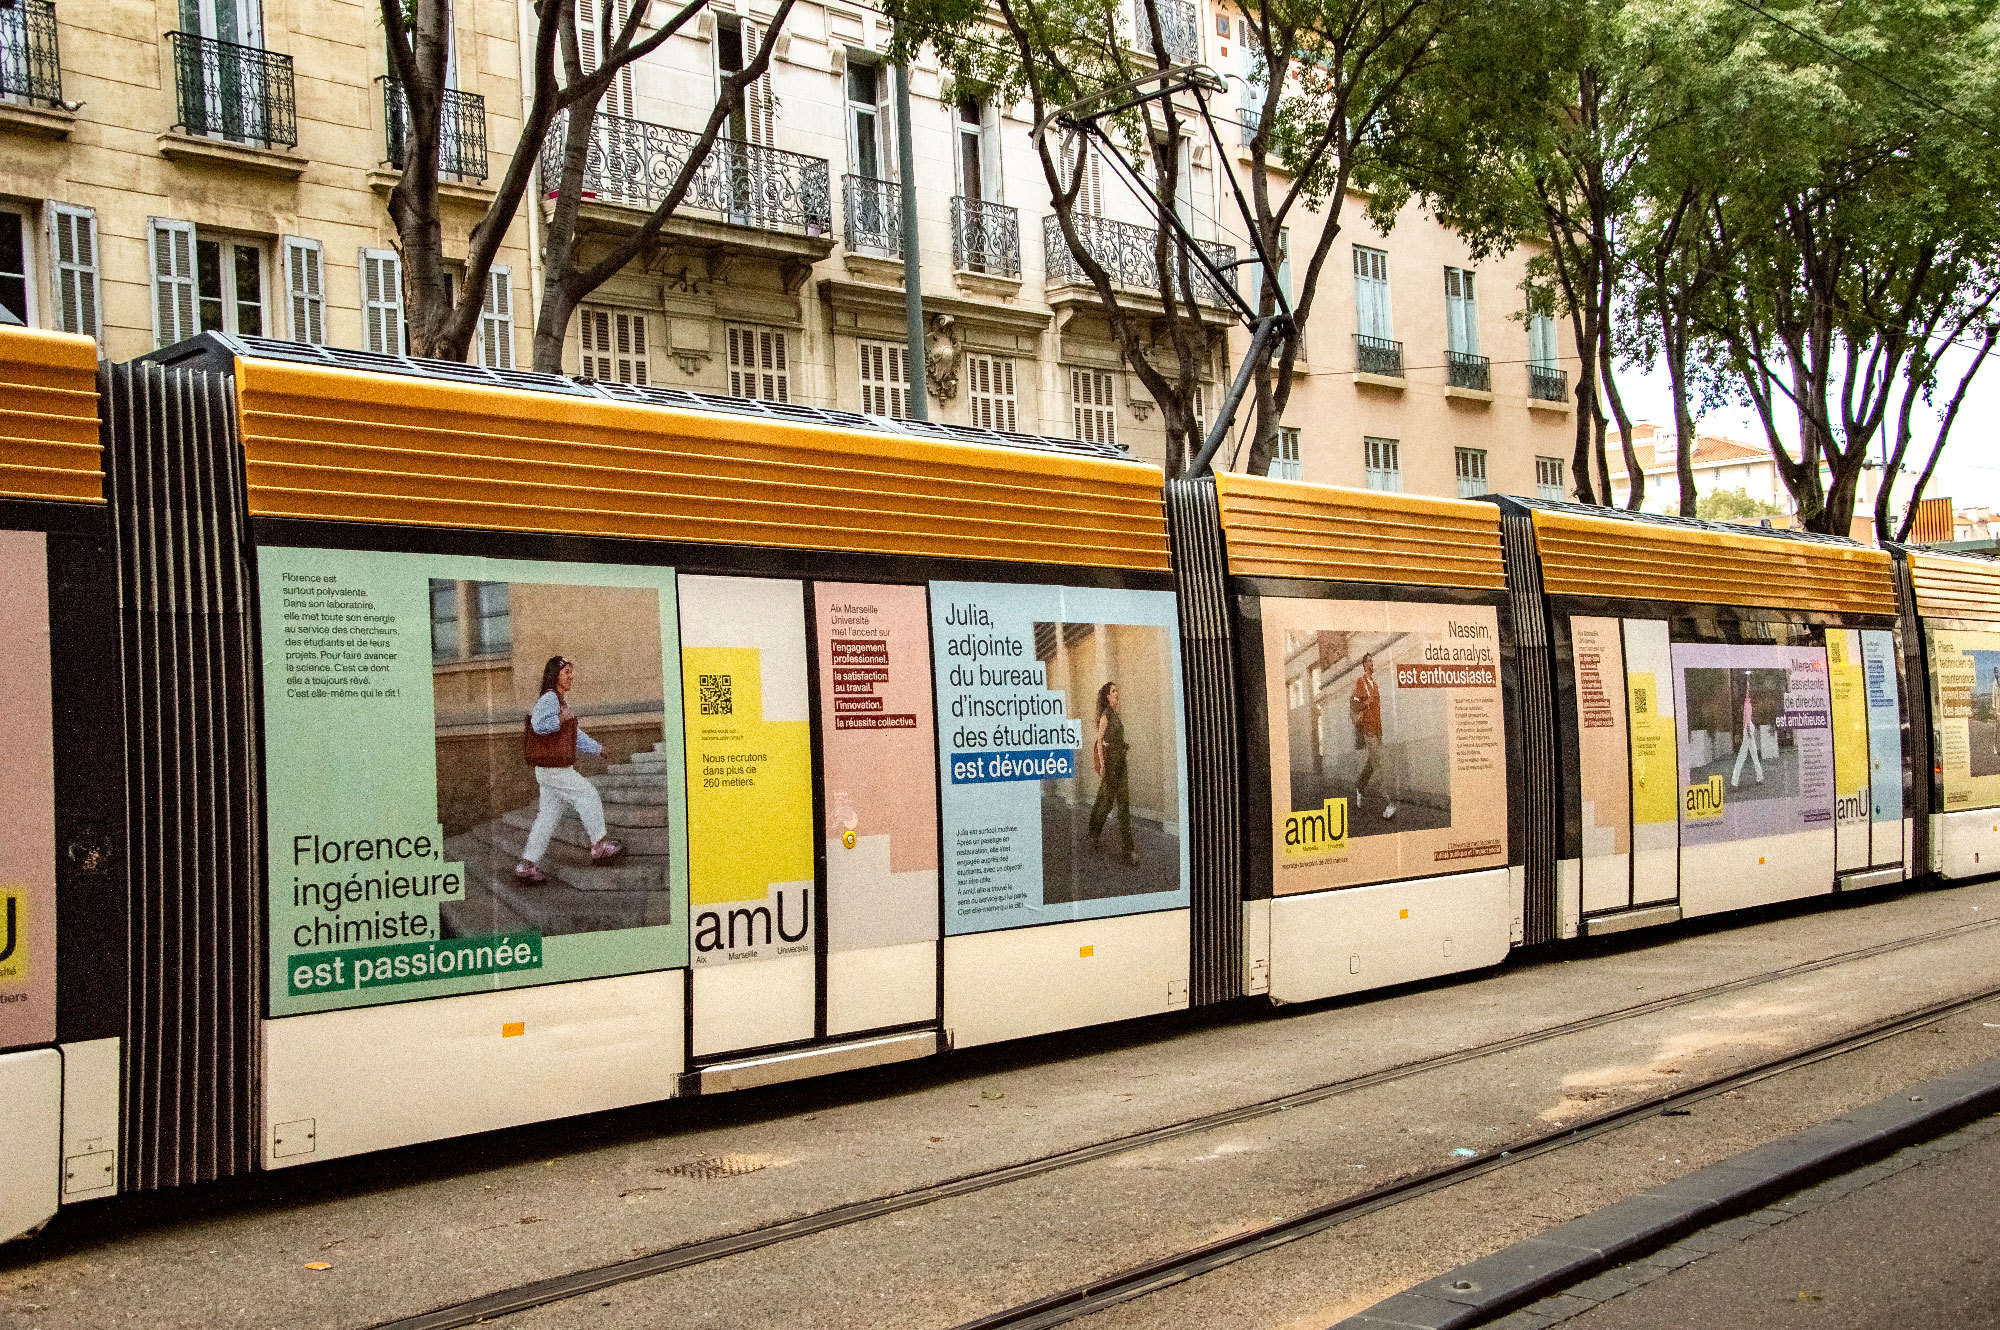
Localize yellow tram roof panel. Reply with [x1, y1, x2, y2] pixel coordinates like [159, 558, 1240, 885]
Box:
[1213, 470, 1506, 590]
[1531, 506, 1896, 617]
[232, 358, 1172, 572]
[1907, 549, 2000, 626]
[0, 326, 102, 504]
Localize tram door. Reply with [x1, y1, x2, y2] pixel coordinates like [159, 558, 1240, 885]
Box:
[680, 576, 940, 1060]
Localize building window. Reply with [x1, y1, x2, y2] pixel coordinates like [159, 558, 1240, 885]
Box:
[1364, 436, 1400, 491]
[1071, 367, 1116, 446]
[281, 236, 324, 345]
[846, 62, 887, 180]
[955, 96, 1001, 203]
[1445, 265, 1478, 354]
[579, 306, 648, 384]
[966, 353, 1017, 431]
[858, 338, 911, 418]
[479, 267, 514, 369]
[1456, 446, 1489, 498]
[727, 324, 790, 402]
[1269, 425, 1302, 481]
[149, 220, 266, 346]
[361, 247, 405, 355]
[0, 208, 30, 327]
[1354, 245, 1391, 340]
[1528, 311, 1558, 370]
[430, 579, 512, 663]
[1536, 455, 1566, 501]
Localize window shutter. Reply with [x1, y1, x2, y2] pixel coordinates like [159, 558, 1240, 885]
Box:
[741, 20, 776, 147]
[967, 353, 1017, 432]
[858, 339, 909, 418]
[1354, 246, 1391, 340]
[149, 218, 198, 348]
[978, 99, 1004, 202]
[1445, 267, 1478, 355]
[360, 248, 406, 355]
[479, 266, 513, 368]
[616, 309, 647, 384]
[282, 237, 325, 345]
[580, 306, 612, 379]
[48, 204, 99, 340]
[1071, 368, 1116, 446]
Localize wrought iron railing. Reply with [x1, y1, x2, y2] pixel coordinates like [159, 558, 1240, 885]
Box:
[383, 78, 489, 182]
[0, 0, 61, 107]
[1354, 333, 1404, 377]
[542, 110, 831, 239]
[843, 174, 899, 255]
[1134, 0, 1200, 63]
[1043, 212, 1234, 305]
[1529, 364, 1569, 402]
[1447, 349, 1491, 391]
[952, 196, 1019, 277]
[167, 30, 297, 148]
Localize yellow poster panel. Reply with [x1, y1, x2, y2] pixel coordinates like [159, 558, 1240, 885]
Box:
[680, 576, 815, 966]
[1826, 630, 1871, 867]
[1929, 627, 2000, 813]
[1628, 672, 1678, 828]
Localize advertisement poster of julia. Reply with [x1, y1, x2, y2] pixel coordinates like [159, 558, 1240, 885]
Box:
[931, 582, 1189, 935]
[1671, 642, 1833, 845]
[0, 530, 56, 1050]
[1259, 597, 1508, 893]
[258, 547, 689, 1016]
[1929, 627, 2000, 812]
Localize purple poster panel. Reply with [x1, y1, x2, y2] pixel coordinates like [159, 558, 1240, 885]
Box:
[1671, 642, 1833, 846]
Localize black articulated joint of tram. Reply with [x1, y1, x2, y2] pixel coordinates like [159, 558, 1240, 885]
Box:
[1164, 476, 1243, 1007]
[1886, 545, 1937, 878]
[101, 351, 265, 1192]
[1486, 496, 1562, 947]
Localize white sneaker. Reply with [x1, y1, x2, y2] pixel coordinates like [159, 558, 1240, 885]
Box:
[1383, 803, 1397, 820]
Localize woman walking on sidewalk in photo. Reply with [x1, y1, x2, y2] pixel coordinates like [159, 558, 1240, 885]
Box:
[517, 655, 624, 884]
[1089, 681, 1139, 865]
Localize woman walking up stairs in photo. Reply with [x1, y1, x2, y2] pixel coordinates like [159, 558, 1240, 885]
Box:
[518, 655, 625, 883]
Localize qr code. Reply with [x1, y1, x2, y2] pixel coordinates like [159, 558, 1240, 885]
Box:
[699, 674, 733, 716]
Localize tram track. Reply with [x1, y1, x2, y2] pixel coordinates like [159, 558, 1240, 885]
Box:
[370, 912, 2000, 1330]
[950, 981, 2000, 1330]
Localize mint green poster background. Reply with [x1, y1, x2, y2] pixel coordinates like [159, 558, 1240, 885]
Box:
[259, 547, 689, 1016]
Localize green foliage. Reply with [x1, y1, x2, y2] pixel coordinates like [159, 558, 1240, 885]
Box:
[1697, 488, 1784, 520]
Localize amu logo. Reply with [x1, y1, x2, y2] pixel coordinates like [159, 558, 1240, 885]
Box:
[1283, 797, 1349, 857]
[1684, 775, 1726, 820]
[0, 891, 24, 981]
[693, 886, 812, 955]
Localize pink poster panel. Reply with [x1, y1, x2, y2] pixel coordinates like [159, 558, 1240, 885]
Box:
[0, 530, 56, 1049]
[814, 584, 940, 952]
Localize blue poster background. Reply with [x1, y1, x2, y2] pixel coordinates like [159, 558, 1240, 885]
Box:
[931, 581, 1190, 935]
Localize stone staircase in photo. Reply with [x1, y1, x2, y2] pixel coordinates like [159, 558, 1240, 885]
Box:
[443, 741, 677, 939]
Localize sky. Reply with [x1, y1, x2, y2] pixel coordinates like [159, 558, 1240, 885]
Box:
[1613, 340, 2000, 513]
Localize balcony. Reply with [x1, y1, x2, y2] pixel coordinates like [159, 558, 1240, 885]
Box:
[544, 110, 831, 245]
[1354, 333, 1404, 379]
[383, 79, 488, 182]
[0, 0, 62, 107]
[1134, 0, 1200, 63]
[1529, 364, 1569, 403]
[843, 174, 899, 256]
[167, 30, 296, 149]
[1043, 212, 1234, 313]
[952, 196, 1020, 279]
[1447, 349, 1491, 393]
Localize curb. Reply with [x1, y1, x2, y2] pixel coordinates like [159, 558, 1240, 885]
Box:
[1331, 1053, 2000, 1330]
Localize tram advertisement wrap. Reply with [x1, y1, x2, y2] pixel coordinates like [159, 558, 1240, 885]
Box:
[1926, 627, 2000, 811]
[0, 531, 56, 1050]
[259, 547, 690, 1016]
[1570, 617, 1631, 864]
[680, 576, 815, 966]
[931, 582, 1189, 935]
[1259, 598, 1507, 893]
[1671, 643, 1833, 845]
[815, 584, 940, 955]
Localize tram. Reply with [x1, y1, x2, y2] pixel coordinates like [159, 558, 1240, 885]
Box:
[4, 322, 1998, 1243]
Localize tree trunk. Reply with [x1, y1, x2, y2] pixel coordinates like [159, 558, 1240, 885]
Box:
[1664, 335, 1698, 517]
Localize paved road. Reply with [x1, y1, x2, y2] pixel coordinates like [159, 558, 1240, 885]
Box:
[1546, 1114, 2000, 1330]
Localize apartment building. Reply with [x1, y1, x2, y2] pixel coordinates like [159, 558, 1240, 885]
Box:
[1, 0, 1577, 502]
[0, 0, 532, 364]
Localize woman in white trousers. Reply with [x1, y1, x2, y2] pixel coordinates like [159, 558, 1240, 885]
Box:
[517, 655, 624, 884]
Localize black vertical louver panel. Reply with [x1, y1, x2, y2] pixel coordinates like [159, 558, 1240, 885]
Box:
[1499, 509, 1560, 945]
[102, 361, 261, 1191]
[1165, 477, 1242, 1005]
[1889, 551, 1934, 875]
